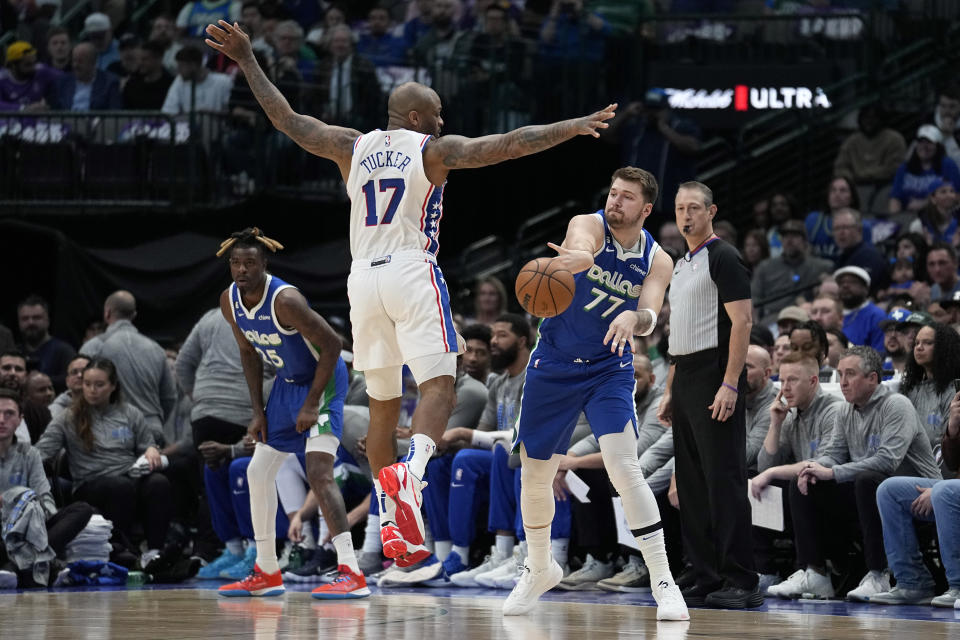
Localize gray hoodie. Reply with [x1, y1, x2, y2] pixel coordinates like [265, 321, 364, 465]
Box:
[758, 386, 841, 472]
[815, 384, 941, 483]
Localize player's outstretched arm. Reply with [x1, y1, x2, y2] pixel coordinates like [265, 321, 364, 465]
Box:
[205, 20, 358, 166]
[426, 104, 617, 171]
[546, 214, 604, 274]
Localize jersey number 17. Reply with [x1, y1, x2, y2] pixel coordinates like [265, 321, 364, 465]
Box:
[362, 179, 406, 227]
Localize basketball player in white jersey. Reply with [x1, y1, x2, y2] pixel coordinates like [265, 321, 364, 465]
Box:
[205, 20, 616, 565]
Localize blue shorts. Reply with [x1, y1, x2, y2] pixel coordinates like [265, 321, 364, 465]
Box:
[265, 361, 347, 454]
[513, 342, 638, 460]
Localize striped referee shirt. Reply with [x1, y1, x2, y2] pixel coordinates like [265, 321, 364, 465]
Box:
[667, 237, 752, 357]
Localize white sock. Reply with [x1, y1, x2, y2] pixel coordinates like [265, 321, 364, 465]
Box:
[301, 520, 317, 550]
[332, 531, 360, 574]
[225, 538, 244, 556]
[551, 538, 569, 567]
[405, 433, 436, 480]
[452, 545, 469, 562]
[362, 513, 382, 553]
[524, 526, 551, 571]
[435, 540, 452, 561]
[495, 535, 515, 558]
[636, 528, 674, 589]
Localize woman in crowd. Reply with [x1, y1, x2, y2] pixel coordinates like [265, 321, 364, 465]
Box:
[890, 125, 960, 215]
[899, 322, 960, 453]
[741, 228, 770, 270]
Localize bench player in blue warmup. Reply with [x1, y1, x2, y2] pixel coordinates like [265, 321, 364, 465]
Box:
[505, 167, 689, 621]
[216, 228, 368, 599]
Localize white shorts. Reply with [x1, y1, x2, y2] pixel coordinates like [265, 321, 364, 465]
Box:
[348, 250, 461, 372]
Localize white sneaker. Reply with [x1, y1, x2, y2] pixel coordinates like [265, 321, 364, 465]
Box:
[767, 568, 834, 599]
[451, 547, 510, 587]
[757, 573, 779, 595]
[0, 570, 16, 589]
[846, 570, 890, 602]
[556, 553, 614, 591]
[653, 581, 690, 621]
[477, 544, 526, 589]
[378, 462, 426, 545]
[502, 560, 564, 616]
[597, 555, 650, 593]
[932, 587, 960, 608]
[377, 555, 443, 587]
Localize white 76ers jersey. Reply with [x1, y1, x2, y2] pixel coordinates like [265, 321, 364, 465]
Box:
[346, 129, 445, 260]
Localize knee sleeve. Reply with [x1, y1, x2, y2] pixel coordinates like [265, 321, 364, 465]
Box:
[599, 425, 661, 531]
[406, 352, 457, 385]
[274, 452, 307, 515]
[364, 366, 404, 401]
[305, 433, 340, 456]
[519, 446, 561, 528]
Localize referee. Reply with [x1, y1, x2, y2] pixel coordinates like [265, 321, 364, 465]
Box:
[658, 181, 762, 609]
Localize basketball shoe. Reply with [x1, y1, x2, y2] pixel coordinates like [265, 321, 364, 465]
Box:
[502, 560, 564, 616]
[311, 565, 371, 599]
[218, 565, 285, 597]
[378, 462, 426, 545]
[380, 525, 432, 567]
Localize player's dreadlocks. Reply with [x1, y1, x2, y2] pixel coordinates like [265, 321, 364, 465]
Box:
[216, 227, 285, 258]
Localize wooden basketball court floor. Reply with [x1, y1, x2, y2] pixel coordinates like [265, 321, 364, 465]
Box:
[3, 582, 960, 640]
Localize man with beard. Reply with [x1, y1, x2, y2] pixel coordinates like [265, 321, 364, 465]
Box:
[751, 220, 833, 328]
[460, 324, 492, 384]
[0, 41, 61, 110]
[17, 296, 76, 394]
[879, 308, 911, 377]
[507, 167, 688, 620]
[21, 371, 54, 442]
[835, 266, 885, 352]
[0, 352, 33, 443]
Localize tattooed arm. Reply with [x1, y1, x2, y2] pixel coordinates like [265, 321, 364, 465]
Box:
[423, 103, 616, 183]
[205, 20, 358, 175]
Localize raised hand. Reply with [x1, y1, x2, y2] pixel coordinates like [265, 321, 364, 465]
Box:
[576, 103, 617, 138]
[205, 20, 254, 64]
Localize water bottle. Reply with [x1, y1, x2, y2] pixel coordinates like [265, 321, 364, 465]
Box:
[126, 571, 150, 587]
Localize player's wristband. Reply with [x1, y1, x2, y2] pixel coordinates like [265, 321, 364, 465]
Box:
[637, 308, 657, 337]
[722, 382, 739, 393]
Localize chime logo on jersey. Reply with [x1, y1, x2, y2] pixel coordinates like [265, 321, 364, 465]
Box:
[244, 329, 282, 347]
[586, 264, 642, 298]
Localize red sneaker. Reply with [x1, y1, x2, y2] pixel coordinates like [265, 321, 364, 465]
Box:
[218, 564, 285, 597]
[380, 524, 431, 566]
[311, 565, 372, 599]
[378, 462, 426, 545]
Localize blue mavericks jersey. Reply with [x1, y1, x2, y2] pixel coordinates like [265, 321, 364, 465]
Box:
[230, 274, 321, 384]
[537, 211, 660, 361]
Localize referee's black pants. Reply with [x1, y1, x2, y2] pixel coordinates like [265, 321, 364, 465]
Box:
[672, 348, 758, 590]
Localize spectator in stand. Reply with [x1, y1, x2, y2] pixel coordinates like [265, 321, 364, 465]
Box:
[21, 370, 54, 440]
[771, 334, 791, 379]
[825, 328, 848, 369]
[45, 27, 71, 73]
[149, 15, 182, 75]
[805, 176, 862, 264]
[775, 346, 941, 602]
[79, 291, 177, 446]
[161, 45, 233, 115]
[900, 322, 960, 455]
[873, 389, 960, 607]
[357, 5, 408, 67]
[272, 20, 317, 84]
[83, 12, 120, 72]
[460, 323, 492, 385]
[886, 257, 918, 295]
[766, 192, 802, 258]
[714, 221, 737, 247]
[810, 292, 843, 331]
[789, 320, 835, 381]
[890, 125, 960, 216]
[239, 0, 272, 55]
[50, 355, 90, 419]
[895, 311, 933, 366]
[123, 40, 174, 110]
[878, 308, 911, 378]
[58, 42, 122, 110]
[776, 306, 808, 340]
[833, 208, 889, 290]
[908, 179, 959, 246]
[106, 34, 141, 85]
[16, 295, 75, 394]
[833, 104, 906, 214]
[0, 352, 32, 444]
[0, 41, 61, 111]
[927, 242, 960, 302]
[938, 291, 960, 329]
[177, 0, 241, 38]
[835, 266, 885, 352]
[741, 228, 770, 271]
[0, 389, 94, 589]
[305, 4, 348, 54]
[752, 220, 833, 328]
[921, 82, 960, 166]
[743, 345, 777, 475]
[34, 358, 175, 570]
[604, 88, 700, 220]
[658, 221, 687, 261]
[412, 0, 470, 117]
[312, 25, 382, 131]
[465, 276, 508, 329]
[403, 0, 436, 55]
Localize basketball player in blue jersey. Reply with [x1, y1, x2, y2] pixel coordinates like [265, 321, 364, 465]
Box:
[206, 20, 617, 567]
[504, 167, 688, 620]
[215, 228, 368, 600]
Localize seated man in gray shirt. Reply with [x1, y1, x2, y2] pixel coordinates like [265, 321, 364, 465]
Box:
[772, 346, 941, 602]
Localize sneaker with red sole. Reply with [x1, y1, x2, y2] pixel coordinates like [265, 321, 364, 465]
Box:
[380, 524, 431, 566]
[218, 565, 285, 597]
[311, 566, 371, 599]
[378, 462, 426, 545]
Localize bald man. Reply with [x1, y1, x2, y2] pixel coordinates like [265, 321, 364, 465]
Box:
[744, 345, 776, 474]
[80, 290, 176, 442]
[205, 20, 617, 569]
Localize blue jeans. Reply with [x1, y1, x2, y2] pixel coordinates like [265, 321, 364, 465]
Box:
[876, 476, 960, 590]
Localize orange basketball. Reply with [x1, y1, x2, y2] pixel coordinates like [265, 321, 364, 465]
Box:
[515, 257, 576, 318]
